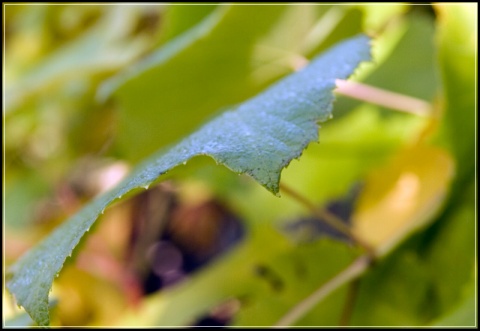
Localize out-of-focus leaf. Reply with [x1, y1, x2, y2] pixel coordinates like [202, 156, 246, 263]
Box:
[351, 144, 454, 256]
[252, 5, 362, 69]
[432, 3, 476, 191]
[5, 6, 152, 113]
[355, 3, 408, 33]
[423, 180, 476, 315]
[350, 250, 433, 326]
[231, 239, 359, 326]
[431, 270, 476, 327]
[117, 230, 289, 326]
[6, 36, 371, 326]
[158, 4, 218, 44]
[117, 230, 359, 326]
[5, 171, 51, 230]
[364, 11, 438, 101]
[415, 5, 476, 322]
[50, 266, 127, 326]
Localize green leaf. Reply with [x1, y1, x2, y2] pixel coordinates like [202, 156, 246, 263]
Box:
[432, 3, 476, 192]
[157, 4, 218, 44]
[5, 171, 51, 230]
[424, 180, 476, 317]
[6, 5, 152, 113]
[431, 270, 476, 327]
[4, 299, 58, 327]
[6, 35, 371, 326]
[355, 3, 408, 32]
[232, 238, 359, 326]
[350, 250, 434, 326]
[115, 228, 359, 326]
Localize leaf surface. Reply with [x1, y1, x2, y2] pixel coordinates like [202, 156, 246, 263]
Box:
[6, 35, 371, 326]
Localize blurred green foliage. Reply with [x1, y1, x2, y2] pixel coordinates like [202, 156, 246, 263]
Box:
[4, 3, 476, 327]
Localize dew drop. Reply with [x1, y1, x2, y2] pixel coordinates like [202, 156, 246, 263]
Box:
[183, 161, 187, 165]
[143, 185, 149, 190]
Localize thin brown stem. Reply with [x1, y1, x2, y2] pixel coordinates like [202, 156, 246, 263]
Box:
[335, 79, 431, 116]
[279, 183, 375, 256]
[339, 278, 360, 326]
[274, 254, 373, 327]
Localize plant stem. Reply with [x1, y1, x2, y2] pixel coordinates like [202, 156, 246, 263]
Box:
[335, 79, 431, 116]
[279, 183, 375, 256]
[339, 278, 360, 326]
[274, 254, 373, 327]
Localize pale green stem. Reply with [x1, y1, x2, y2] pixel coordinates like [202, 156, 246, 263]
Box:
[335, 79, 431, 116]
[274, 254, 373, 327]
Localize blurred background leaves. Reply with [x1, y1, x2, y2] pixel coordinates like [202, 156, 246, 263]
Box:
[4, 3, 476, 327]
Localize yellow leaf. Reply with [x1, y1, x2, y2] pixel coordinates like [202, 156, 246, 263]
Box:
[352, 145, 454, 256]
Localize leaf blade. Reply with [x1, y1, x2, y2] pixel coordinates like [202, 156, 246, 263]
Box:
[6, 35, 371, 326]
